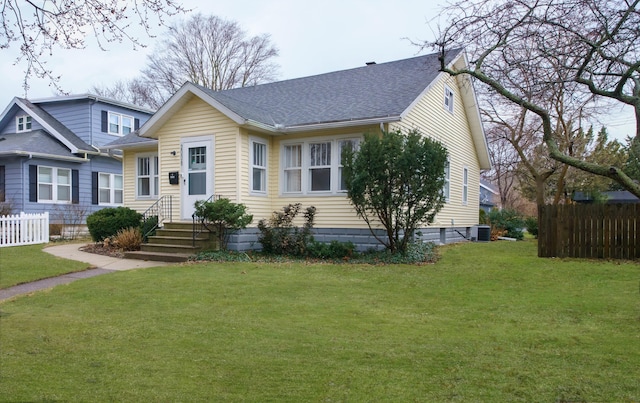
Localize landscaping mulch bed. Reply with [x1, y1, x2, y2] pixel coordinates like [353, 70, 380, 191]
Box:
[79, 243, 126, 259]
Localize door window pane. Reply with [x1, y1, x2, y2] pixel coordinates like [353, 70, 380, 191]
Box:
[189, 172, 206, 195]
[189, 147, 206, 170]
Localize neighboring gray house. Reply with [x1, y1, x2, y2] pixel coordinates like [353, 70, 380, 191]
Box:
[480, 179, 499, 212]
[0, 95, 153, 225]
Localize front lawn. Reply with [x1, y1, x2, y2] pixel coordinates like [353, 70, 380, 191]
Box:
[0, 243, 89, 289]
[0, 240, 638, 401]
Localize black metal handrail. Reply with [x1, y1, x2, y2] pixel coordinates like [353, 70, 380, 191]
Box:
[192, 194, 222, 247]
[141, 195, 172, 241]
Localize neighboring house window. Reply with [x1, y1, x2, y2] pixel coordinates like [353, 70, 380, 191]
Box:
[281, 136, 362, 195]
[137, 154, 159, 198]
[108, 112, 134, 136]
[283, 144, 302, 193]
[250, 138, 267, 194]
[16, 115, 32, 132]
[443, 159, 450, 202]
[462, 167, 468, 204]
[444, 86, 454, 114]
[338, 139, 360, 191]
[98, 173, 123, 205]
[38, 166, 71, 203]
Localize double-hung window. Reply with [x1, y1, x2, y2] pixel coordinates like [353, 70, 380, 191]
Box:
[462, 167, 469, 204]
[17, 115, 32, 132]
[38, 166, 71, 203]
[281, 136, 361, 195]
[444, 86, 454, 114]
[137, 154, 159, 198]
[98, 173, 123, 205]
[250, 139, 267, 194]
[309, 142, 332, 192]
[443, 159, 451, 202]
[283, 144, 302, 193]
[109, 112, 134, 136]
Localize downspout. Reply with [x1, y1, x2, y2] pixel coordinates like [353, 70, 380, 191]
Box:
[21, 153, 33, 211]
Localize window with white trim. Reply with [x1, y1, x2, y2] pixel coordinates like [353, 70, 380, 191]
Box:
[309, 141, 332, 192]
[283, 144, 302, 193]
[444, 86, 454, 114]
[99, 173, 123, 205]
[250, 139, 267, 194]
[338, 139, 360, 191]
[38, 166, 71, 203]
[109, 112, 134, 136]
[443, 159, 451, 202]
[281, 136, 362, 195]
[16, 115, 32, 132]
[136, 153, 159, 198]
[462, 167, 468, 204]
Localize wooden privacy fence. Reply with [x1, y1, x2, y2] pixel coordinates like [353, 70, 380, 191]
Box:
[538, 204, 639, 259]
[0, 212, 50, 247]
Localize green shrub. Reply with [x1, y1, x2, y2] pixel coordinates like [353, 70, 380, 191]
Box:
[524, 216, 539, 238]
[307, 240, 355, 260]
[355, 241, 438, 264]
[479, 209, 488, 224]
[194, 198, 253, 250]
[257, 204, 316, 256]
[86, 207, 142, 242]
[140, 215, 159, 241]
[488, 209, 524, 240]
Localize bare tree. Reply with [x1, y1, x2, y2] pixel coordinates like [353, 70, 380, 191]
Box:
[1, 0, 187, 94]
[432, 0, 640, 199]
[93, 14, 280, 109]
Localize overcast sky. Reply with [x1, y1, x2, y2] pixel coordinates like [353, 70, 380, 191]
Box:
[1, 0, 635, 141]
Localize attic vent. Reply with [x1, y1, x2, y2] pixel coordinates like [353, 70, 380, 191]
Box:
[366, 61, 376, 66]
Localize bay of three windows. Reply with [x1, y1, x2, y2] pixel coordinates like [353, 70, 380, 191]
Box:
[268, 137, 359, 195]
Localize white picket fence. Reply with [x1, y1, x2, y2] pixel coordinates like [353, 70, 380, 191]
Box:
[0, 212, 50, 247]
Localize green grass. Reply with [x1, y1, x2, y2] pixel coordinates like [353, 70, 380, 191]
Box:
[0, 240, 638, 401]
[0, 244, 89, 288]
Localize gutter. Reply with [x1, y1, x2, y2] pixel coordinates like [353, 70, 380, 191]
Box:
[0, 151, 89, 163]
[244, 115, 402, 134]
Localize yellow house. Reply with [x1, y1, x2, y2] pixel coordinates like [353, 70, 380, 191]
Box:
[105, 49, 490, 251]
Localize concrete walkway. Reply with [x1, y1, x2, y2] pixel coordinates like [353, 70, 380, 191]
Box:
[0, 243, 173, 301]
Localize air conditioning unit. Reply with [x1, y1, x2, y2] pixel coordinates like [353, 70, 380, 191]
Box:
[471, 225, 491, 242]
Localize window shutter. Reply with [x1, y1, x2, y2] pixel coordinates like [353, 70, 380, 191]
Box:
[101, 111, 108, 132]
[0, 165, 5, 202]
[72, 169, 79, 204]
[134, 118, 140, 131]
[92, 171, 99, 205]
[29, 165, 37, 202]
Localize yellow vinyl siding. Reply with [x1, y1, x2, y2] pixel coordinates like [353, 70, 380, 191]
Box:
[392, 73, 481, 227]
[122, 145, 158, 215]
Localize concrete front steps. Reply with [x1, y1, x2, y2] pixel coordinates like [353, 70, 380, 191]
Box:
[124, 222, 218, 262]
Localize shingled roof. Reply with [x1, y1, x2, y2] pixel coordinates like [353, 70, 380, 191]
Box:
[136, 48, 466, 139]
[0, 97, 95, 156]
[197, 48, 463, 129]
[0, 130, 88, 161]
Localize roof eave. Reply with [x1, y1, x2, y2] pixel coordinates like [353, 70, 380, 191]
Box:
[102, 139, 159, 151]
[140, 83, 246, 139]
[0, 150, 89, 162]
[245, 116, 401, 134]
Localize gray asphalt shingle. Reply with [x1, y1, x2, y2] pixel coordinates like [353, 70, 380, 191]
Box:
[197, 49, 462, 128]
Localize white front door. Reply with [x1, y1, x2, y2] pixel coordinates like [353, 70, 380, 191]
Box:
[181, 137, 214, 220]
